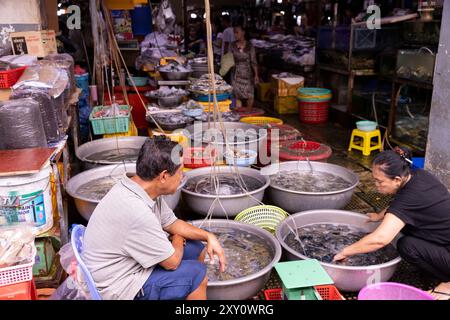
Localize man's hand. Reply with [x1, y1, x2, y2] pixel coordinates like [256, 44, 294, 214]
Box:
[206, 233, 226, 273]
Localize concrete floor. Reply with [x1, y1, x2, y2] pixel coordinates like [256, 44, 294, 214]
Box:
[253, 102, 439, 300]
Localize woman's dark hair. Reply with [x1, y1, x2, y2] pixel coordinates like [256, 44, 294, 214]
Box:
[136, 136, 182, 181]
[372, 146, 413, 179]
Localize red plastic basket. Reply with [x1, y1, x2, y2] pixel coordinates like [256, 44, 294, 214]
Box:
[279, 140, 332, 162]
[264, 286, 345, 300]
[0, 66, 27, 88]
[298, 100, 329, 124]
[183, 147, 216, 169]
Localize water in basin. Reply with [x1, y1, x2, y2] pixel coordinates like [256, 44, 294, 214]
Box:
[86, 148, 140, 163]
[271, 170, 353, 193]
[76, 175, 122, 200]
[184, 173, 264, 195]
[285, 223, 398, 266]
[203, 227, 273, 281]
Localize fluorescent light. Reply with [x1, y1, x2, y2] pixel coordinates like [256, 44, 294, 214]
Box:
[277, 0, 283, 3]
[57, 9, 66, 16]
[203, 13, 206, 19]
[280, 11, 285, 15]
[222, 11, 229, 16]
[191, 13, 197, 19]
[58, 3, 62, 8]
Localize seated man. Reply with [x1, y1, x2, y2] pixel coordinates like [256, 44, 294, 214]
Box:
[83, 136, 226, 300]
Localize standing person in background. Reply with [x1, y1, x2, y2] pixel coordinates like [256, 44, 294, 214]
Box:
[212, 19, 223, 62]
[229, 25, 259, 111]
[221, 15, 235, 56]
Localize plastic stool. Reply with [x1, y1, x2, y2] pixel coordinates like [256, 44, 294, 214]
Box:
[348, 129, 382, 156]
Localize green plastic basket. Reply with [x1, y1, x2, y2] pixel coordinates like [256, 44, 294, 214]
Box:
[234, 205, 289, 234]
[89, 105, 131, 135]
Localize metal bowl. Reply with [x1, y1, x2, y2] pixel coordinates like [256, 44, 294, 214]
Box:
[66, 164, 185, 221]
[183, 122, 268, 159]
[191, 219, 282, 300]
[269, 161, 359, 213]
[276, 209, 402, 292]
[158, 95, 185, 108]
[181, 166, 270, 218]
[158, 70, 192, 81]
[76, 137, 147, 170]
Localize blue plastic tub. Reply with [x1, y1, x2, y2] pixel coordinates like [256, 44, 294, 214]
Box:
[356, 120, 378, 131]
[194, 93, 231, 102]
[130, 6, 152, 36]
[412, 157, 425, 169]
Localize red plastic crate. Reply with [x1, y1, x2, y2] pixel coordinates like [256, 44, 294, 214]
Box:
[264, 285, 345, 301]
[0, 279, 37, 300]
[298, 100, 329, 124]
[0, 66, 27, 88]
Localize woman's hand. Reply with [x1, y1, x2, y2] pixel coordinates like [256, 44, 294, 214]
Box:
[206, 233, 226, 272]
[333, 251, 348, 262]
[254, 75, 260, 84]
[366, 212, 383, 222]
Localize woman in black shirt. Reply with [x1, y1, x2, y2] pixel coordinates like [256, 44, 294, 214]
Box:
[333, 147, 450, 299]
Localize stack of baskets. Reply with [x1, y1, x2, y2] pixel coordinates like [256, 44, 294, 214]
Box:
[297, 88, 332, 124]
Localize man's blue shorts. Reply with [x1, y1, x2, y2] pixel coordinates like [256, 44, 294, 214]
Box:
[134, 240, 206, 300]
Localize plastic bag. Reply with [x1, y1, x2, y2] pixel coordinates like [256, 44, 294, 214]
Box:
[0, 98, 47, 150]
[0, 54, 38, 67]
[11, 88, 62, 143]
[0, 224, 35, 268]
[50, 243, 92, 300]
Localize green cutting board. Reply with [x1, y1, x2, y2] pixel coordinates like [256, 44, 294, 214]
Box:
[275, 259, 334, 289]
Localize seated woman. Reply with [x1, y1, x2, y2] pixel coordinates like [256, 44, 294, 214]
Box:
[333, 147, 450, 300]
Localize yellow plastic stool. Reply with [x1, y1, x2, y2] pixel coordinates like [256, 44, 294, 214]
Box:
[348, 129, 382, 156]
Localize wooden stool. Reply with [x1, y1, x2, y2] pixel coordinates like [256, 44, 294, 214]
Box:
[348, 129, 382, 156]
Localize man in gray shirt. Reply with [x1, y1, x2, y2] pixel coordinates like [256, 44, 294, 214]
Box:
[83, 136, 226, 300]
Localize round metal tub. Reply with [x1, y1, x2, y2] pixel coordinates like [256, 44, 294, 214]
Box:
[66, 163, 185, 221]
[158, 70, 192, 81]
[275, 210, 402, 292]
[269, 161, 359, 213]
[76, 137, 147, 169]
[191, 219, 282, 300]
[183, 122, 268, 160]
[182, 166, 270, 218]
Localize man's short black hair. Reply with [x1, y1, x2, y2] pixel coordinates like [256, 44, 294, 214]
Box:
[136, 136, 183, 181]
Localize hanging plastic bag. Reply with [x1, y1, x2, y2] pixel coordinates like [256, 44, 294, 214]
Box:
[50, 243, 92, 300]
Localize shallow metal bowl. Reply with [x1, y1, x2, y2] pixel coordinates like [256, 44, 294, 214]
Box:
[269, 161, 359, 213]
[76, 137, 147, 170]
[191, 219, 282, 300]
[181, 166, 270, 218]
[66, 164, 185, 221]
[275, 209, 402, 292]
[158, 70, 192, 81]
[158, 95, 185, 108]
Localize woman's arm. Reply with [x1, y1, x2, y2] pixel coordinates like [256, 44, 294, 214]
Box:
[367, 207, 388, 222]
[250, 45, 259, 83]
[333, 213, 405, 261]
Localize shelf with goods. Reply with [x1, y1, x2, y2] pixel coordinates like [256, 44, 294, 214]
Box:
[381, 76, 433, 156]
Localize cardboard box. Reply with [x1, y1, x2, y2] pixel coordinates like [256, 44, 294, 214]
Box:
[33, 237, 55, 277]
[10, 30, 57, 58]
[256, 82, 274, 102]
[274, 96, 298, 114]
[271, 74, 304, 97]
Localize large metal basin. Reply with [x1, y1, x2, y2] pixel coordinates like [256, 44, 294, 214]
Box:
[276, 210, 402, 292]
[191, 219, 282, 300]
[158, 70, 192, 81]
[182, 166, 270, 218]
[183, 122, 268, 160]
[76, 137, 147, 169]
[269, 161, 359, 213]
[66, 163, 185, 221]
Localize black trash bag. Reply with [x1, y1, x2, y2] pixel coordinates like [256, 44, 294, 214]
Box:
[10, 89, 61, 143]
[0, 98, 47, 150]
